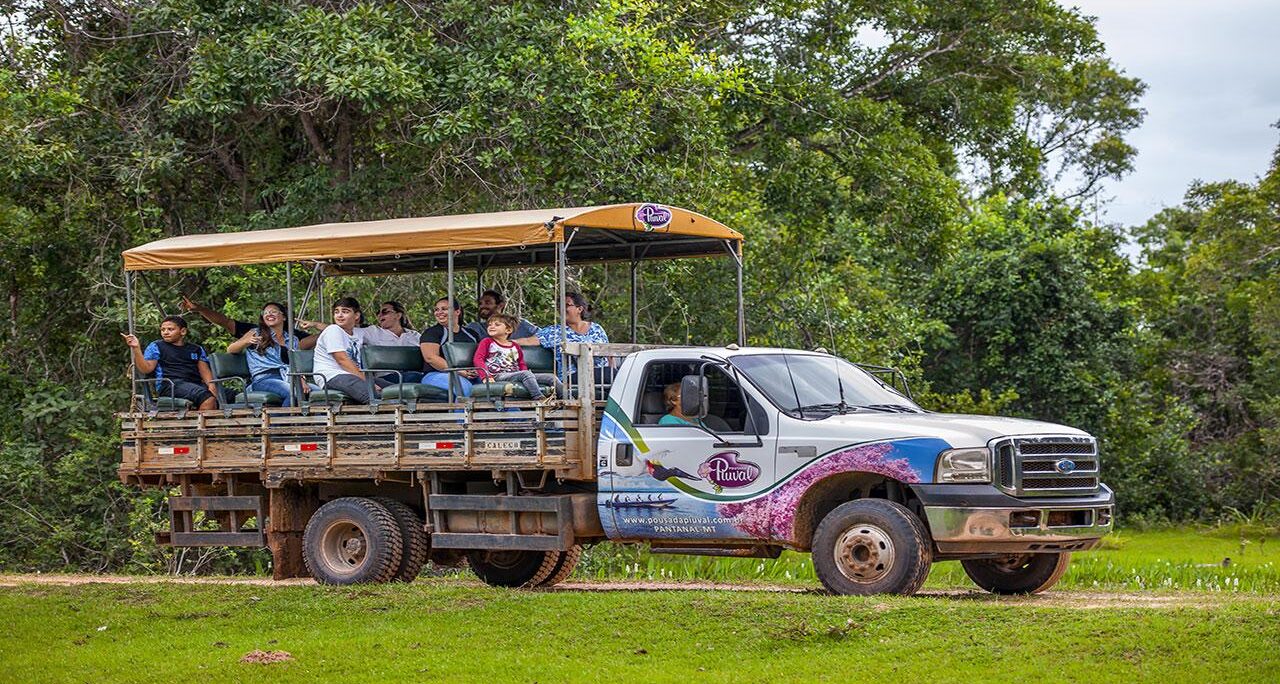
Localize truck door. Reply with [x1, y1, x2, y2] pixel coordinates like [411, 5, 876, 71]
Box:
[599, 358, 779, 542]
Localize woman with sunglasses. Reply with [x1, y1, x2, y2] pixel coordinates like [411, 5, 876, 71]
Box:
[228, 302, 315, 406]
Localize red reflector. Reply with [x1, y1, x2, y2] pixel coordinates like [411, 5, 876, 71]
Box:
[300, 443, 319, 452]
[437, 442, 457, 449]
[173, 446, 191, 455]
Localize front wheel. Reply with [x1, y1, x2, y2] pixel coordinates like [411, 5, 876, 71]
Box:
[962, 553, 1071, 595]
[811, 499, 933, 596]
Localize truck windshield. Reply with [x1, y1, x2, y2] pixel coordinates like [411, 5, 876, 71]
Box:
[730, 354, 921, 417]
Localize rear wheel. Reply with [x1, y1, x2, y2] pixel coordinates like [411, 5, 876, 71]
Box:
[303, 497, 403, 585]
[534, 545, 583, 588]
[962, 552, 1071, 595]
[372, 497, 429, 583]
[811, 499, 932, 596]
[467, 549, 561, 588]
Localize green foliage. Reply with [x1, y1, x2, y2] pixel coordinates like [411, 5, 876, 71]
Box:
[1128, 144, 1280, 517]
[17, 0, 1268, 572]
[922, 196, 1135, 433]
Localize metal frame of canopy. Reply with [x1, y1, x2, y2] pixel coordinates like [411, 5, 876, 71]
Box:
[122, 203, 746, 402]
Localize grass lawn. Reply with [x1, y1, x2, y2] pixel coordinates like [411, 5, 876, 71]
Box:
[1, 581, 1278, 683]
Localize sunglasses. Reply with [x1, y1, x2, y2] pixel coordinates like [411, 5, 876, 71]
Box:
[378, 308, 399, 315]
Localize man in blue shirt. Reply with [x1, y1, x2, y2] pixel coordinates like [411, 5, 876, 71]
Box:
[122, 315, 217, 410]
[466, 289, 539, 340]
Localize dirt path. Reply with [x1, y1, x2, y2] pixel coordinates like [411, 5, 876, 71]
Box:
[2, 573, 1273, 608]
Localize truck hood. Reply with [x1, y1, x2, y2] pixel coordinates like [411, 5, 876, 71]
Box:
[807, 411, 1090, 449]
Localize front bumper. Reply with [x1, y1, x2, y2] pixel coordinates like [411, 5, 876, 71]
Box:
[913, 484, 1114, 556]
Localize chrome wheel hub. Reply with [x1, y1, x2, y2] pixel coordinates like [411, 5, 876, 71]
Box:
[834, 524, 895, 584]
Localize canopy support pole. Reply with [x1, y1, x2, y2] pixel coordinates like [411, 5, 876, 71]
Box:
[138, 273, 166, 318]
[446, 250, 455, 343]
[318, 268, 326, 321]
[446, 250, 456, 401]
[124, 270, 137, 408]
[556, 238, 568, 399]
[125, 270, 136, 336]
[724, 240, 745, 345]
[297, 263, 321, 327]
[285, 262, 295, 350]
[629, 251, 638, 344]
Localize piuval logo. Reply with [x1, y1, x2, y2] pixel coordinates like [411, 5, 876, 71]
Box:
[635, 203, 673, 231]
[698, 451, 761, 493]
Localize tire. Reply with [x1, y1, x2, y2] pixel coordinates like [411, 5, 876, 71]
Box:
[534, 545, 583, 588]
[467, 549, 561, 588]
[811, 499, 933, 596]
[962, 552, 1071, 595]
[372, 497, 430, 583]
[303, 497, 404, 585]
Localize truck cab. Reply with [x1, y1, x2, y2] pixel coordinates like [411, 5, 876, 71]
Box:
[597, 346, 1114, 595]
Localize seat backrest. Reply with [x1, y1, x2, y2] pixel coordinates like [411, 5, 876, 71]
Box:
[442, 341, 478, 369]
[363, 345, 424, 373]
[209, 352, 251, 380]
[522, 345, 555, 373]
[289, 349, 315, 374]
[639, 390, 666, 424]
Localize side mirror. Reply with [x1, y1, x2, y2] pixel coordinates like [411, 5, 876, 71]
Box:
[680, 374, 708, 418]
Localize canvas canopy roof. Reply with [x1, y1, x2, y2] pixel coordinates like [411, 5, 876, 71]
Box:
[122, 203, 742, 274]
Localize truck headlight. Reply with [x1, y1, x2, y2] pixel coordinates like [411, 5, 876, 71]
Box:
[936, 448, 991, 483]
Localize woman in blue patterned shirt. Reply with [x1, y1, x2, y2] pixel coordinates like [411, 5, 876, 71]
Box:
[517, 292, 611, 388]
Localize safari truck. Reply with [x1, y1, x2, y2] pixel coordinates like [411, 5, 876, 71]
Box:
[118, 203, 1114, 595]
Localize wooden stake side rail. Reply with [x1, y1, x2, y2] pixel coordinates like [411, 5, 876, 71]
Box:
[119, 401, 597, 481]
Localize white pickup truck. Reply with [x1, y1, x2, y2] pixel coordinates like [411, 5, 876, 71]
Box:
[118, 204, 1113, 596]
[593, 345, 1114, 595]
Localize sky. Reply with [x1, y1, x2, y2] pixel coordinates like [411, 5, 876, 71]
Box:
[1069, 0, 1280, 228]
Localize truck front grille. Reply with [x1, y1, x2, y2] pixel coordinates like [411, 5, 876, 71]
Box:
[992, 435, 1100, 497]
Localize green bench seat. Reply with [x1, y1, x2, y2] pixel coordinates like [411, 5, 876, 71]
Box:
[288, 349, 349, 407]
[442, 341, 559, 400]
[208, 352, 285, 408]
[362, 345, 446, 405]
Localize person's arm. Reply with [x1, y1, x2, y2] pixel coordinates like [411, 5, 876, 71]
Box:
[473, 339, 492, 380]
[295, 327, 319, 350]
[227, 328, 259, 353]
[515, 344, 528, 372]
[330, 350, 364, 377]
[122, 334, 158, 374]
[515, 325, 553, 347]
[180, 296, 238, 336]
[197, 358, 217, 394]
[420, 342, 448, 372]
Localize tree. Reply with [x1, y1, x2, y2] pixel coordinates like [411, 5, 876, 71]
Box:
[1130, 140, 1280, 514]
[0, 0, 1153, 569]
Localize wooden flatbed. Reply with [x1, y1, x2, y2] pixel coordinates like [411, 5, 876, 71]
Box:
[119, 400, 598, 486]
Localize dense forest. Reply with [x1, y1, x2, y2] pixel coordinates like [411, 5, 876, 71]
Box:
[1, 1, 1276, 572]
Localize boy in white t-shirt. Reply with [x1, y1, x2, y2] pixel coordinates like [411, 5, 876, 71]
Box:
[312, 297, 392, 404]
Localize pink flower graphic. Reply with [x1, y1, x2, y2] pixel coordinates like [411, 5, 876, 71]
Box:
[716, 442, 920, 541]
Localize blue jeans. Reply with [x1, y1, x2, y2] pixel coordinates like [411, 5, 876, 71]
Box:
[250, 376, 294, 407]
[421, 371, 473, 399]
